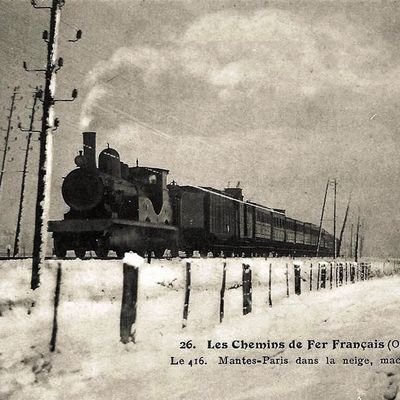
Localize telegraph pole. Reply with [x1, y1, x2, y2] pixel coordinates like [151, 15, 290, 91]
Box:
[31, 0, 61, 289]
[359, 220, 364, 258]
[354, 214, 360, 262]
[13, 88, 42, 257]
[337, 193, 350, 257]
[316, 178, 330, 256]
[349, 223, 353, 258]
[333, 178, 337, 258]
[0, 87, 19, 191]
[26, 0, 79, 289]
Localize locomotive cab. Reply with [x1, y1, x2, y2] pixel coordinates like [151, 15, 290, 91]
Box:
[129, 166, 172, 223]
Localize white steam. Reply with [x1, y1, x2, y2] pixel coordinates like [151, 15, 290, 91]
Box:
[79, 8, 391, 131]
[79, 46, 170, 130]
[79, 84, 108, 130]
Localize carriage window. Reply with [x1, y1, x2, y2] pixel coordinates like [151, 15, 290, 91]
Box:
[149, 174, 157, 184]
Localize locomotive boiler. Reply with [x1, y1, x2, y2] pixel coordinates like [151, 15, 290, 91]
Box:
[48, 132, 179, 258]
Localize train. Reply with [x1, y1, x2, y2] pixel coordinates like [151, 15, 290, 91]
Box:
[48, 131, 336, 258]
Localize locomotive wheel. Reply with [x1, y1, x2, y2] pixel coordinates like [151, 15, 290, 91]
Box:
[54, 241, 67, 258]
[95, 237, 109, 259]
[154, 248, 165, 258]
[74, 247, 86, 259]
[199, 250, 208, 258]
[116, 250, 125, 259]
[55, 248, 67, 258]
[170, 244, 178, 258]
[95, 247, 109, 258]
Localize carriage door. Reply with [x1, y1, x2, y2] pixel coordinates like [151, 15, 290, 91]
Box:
[243, 204, 248, 238]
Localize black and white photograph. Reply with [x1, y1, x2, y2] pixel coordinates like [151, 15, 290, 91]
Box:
[1, 0, 400, 399]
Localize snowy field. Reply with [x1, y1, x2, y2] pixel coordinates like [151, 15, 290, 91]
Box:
[1, 256, 400, 400]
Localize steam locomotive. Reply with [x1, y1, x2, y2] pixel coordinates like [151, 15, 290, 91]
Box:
[48, 132, 335, 258]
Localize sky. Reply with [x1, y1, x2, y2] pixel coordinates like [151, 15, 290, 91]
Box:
[0, 0, 400, 256]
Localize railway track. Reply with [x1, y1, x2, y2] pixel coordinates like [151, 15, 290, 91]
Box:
[0, 254, 323, 262]
[0, 256, 125, 261]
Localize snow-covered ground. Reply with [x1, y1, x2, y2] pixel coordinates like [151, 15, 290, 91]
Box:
[1, 257, 399, 400]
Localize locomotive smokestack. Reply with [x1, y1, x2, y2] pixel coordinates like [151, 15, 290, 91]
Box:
[82, 131, 96, 170]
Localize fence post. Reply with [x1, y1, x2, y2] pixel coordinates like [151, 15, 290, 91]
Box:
[242, 263, 252, 315]
[345, 262, 348, 284]
[309, 264, 313, 291]
[316, 264, 321, 290]
[220, 262, 226, 323]
[335, 263, 338, 287]
[330, 262, 333, 289]
[182, 262, 191, 328]
[320, 265, 326, 289]
[268, 263, 272, 307]
[350, 263, 355, 283]
[120, 255, 142, 343]
[286, 263, 289, 297]
[50, 262, 62, 352]
[361, 263, 364, 280]
[294, 263, 301, 295]
[355, 263, 357, 281]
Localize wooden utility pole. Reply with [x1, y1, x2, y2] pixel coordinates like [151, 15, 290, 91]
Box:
[316, 178, 330, 256]
[31, 0, 62, 289]
[359, 220, 364, 259]
[27, 0, 79, 289]
[13, 88, 42, 257]
[349, 223, 353, 258]
[354, 214, 360, 262]
[337, 194, 351, 257]
[333, 179, 337, 258]
[0, 87, 19, 192]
